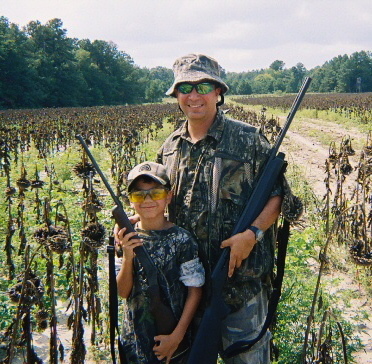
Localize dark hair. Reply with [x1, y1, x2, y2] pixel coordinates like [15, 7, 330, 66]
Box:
[129, 176, 170, 192]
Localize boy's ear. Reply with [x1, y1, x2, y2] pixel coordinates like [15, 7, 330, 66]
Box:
[166, 189, 173, 203]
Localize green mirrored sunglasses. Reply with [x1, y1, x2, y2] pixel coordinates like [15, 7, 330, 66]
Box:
[177, 82, 216, 95]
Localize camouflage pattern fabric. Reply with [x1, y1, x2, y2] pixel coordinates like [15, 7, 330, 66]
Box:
[157, 109, 301, 312]
[221, 287, 271, 364]
[118, 225, 204, 363]
[166, 53, 229, 97]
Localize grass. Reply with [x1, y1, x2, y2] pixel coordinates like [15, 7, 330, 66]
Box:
[272, 226, 364, 363]
[140, 120, 175, 160]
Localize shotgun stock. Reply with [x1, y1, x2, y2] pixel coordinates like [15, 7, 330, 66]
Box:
[187, 77, 311, 364]
[76, 135, 188, 361]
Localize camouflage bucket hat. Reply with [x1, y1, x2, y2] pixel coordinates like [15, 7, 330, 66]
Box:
[127, 161, 171, 191]
[166, 54, 229, 97]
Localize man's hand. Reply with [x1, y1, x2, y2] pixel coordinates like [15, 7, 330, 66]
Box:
[221, 195, 282, 277]
[220, 229, 256, 277]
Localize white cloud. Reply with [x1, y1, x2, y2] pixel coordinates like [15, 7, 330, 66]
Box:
[1, 0, 371, 72]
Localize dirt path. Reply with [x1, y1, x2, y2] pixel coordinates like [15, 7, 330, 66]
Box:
[282, 117, 365, 199]
[282, 116, 372, 363]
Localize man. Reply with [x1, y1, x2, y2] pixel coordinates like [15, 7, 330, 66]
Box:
[157, 54, 301, 363]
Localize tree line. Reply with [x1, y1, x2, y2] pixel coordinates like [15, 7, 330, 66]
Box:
[1, 17, 371, 109]
[226, 53, 372, 95]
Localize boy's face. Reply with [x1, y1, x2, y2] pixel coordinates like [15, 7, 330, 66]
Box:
[129, 179, 172, 220]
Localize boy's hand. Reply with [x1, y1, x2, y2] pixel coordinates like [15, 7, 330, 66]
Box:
[153, 333, 182, 364]
[115, 227, 143, 259]
[113, 215, 140, 253]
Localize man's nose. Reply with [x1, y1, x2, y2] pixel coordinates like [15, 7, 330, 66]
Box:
[188, 88, 199, 98]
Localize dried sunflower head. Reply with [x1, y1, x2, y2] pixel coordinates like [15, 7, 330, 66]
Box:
[34, 225, 71, 253]
[363, 145, 372, 156]
[357, 158, 372, 183]
[72, 162, 96, 179]
[82, 200, 103, 214]
[37, 320, 48, 330]
[34, 225, 65, 243]
[35, 310, 49, 322]
[340, 161, 353, 176]
[340, 155, 353, 176]
[31, 180, 45, 189]
[8, 277, 44, 306]
[81, 222, 106, 248]
[5, 186, 17, 196]
[16, 178, 31, 190]
[349, 240, 372, 266]
[47, 234, 71, 254]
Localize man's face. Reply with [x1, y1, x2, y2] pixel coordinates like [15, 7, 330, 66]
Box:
[175, 82, 221, 124]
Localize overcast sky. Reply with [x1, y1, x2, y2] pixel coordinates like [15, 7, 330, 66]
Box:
[1, 0, 371, 72]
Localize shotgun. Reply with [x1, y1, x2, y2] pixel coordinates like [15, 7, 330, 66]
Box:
[186, 77, 312, 364]
[76, 135, 189, 361]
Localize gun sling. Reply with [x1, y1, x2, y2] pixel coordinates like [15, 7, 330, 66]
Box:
[108, 236, 128, 364]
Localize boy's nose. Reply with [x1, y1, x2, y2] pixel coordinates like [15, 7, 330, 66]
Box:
[144, 194, 153, 201]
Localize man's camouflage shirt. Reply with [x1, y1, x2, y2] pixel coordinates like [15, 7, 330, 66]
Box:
[157, 109, 299, 311]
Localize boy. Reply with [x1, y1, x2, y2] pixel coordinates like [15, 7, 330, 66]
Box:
[115, 161, 205, 363]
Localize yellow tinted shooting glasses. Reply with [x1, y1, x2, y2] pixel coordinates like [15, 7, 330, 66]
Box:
[128, 188, 169, 203]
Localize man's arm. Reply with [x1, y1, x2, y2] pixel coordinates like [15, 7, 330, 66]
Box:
[220, 195, 282, 277]
[153, 286, 202, 363]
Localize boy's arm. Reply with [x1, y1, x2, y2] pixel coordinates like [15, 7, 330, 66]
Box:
[153, 286, 202, 363]
[115, 228, 143, 298]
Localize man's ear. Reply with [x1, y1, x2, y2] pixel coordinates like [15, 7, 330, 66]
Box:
[216, 91, 224, 107]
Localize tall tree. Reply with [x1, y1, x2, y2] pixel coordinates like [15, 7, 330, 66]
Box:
[236, 79, 252, 95]
[270, 60, 285, 71]
[25, 18, 83, 107]
[347, 51, 372, 92]
[0, 17, 37, 108]
[285, 63, 307, 92]
[252, 73, 275, 94]
[77, 39, 139, 105]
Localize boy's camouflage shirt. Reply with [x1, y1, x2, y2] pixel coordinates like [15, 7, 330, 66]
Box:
[117, 225, 204, 363]
[157, 109, 301, 311]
